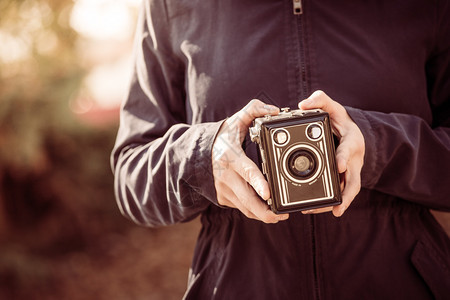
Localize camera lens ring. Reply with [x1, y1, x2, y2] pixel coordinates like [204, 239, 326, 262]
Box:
[281, 144, 323, 184]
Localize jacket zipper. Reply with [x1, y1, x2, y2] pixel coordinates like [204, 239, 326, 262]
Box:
[293, 3, 319, 297]
[294, 0, 308, 99]
[293, 0, 303, 15]
[310, 215, 321, 300]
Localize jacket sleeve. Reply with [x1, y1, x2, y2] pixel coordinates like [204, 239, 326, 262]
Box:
[111, 1, 221, 227]
[345, 3, 450, 211]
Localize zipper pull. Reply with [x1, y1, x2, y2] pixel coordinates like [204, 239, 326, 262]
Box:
[293, 0, 302, 15]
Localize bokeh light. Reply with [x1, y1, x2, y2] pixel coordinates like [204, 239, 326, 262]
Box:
[69, 0, 140, 112]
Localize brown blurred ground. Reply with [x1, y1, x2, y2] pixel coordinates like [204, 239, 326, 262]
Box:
[0, 216, 200, 300]
[0, 123, 202, 300]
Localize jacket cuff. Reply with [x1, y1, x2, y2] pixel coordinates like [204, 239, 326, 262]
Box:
[193, 120, 226, 206]
[344, 106, 379, 188]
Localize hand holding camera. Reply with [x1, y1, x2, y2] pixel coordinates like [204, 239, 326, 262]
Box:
[212, 91, 364, 222]
[211, 100, 290, 223]
[299, 91, 365, 217]
[249, 91, 364, 218]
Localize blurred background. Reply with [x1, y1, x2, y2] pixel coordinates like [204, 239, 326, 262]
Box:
[0, 0, 200, 299]
[2, 1, 450, 300]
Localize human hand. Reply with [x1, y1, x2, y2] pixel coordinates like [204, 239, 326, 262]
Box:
[212, 100, 290, 223]
[299, 90, 365, 217]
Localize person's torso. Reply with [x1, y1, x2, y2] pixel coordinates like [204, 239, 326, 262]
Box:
[159, 1, 448, 298]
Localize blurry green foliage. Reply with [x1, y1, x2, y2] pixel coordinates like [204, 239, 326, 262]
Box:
[0, 0, 121, 267]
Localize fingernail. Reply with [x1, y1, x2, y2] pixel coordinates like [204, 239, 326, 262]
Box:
[256, 182, 270, 200]
[255, 185, 264, 199]
[258, 189, 267, 199]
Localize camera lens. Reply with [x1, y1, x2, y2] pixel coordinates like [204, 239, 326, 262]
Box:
[287, 150, 316, 178]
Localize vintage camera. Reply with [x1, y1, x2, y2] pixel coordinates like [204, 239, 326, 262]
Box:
[249, 108, 341, 214]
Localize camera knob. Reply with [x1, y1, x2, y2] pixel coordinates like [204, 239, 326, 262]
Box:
[249, 127, 260, 143]
[281, 107, 290, 113]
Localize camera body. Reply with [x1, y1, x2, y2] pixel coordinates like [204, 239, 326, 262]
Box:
[249, 108, 341, 214]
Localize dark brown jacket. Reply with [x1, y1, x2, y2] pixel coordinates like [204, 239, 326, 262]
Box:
[112, 0, 450, 298]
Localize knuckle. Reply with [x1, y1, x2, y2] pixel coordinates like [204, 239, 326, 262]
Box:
[313, 90, 325, 97]
[245, 99, 257, 112]
[217, 195, 228, 206]
[247, 99, 267, 116]
[248, 99, 263, 107]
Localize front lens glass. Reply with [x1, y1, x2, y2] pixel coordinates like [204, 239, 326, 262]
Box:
[294, 156, 310, 173]
[288, 150, 316, 178]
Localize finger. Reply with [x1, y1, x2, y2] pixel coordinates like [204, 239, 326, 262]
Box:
[302, 206, 333, 215]
[233, 155, 270, 200]
[215, 181, 237, 208]
[298, 90, 347, 125]
[229, 172, 289, 223]
[221, 196, 260, 221]
[333, 164, 361, 217]
[335, 143, 350, 174]
[298, 90, 335, 112]
[224, 100, 279, 144]
[235, 99, 280, 128]
[215, 178, 262, 220]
